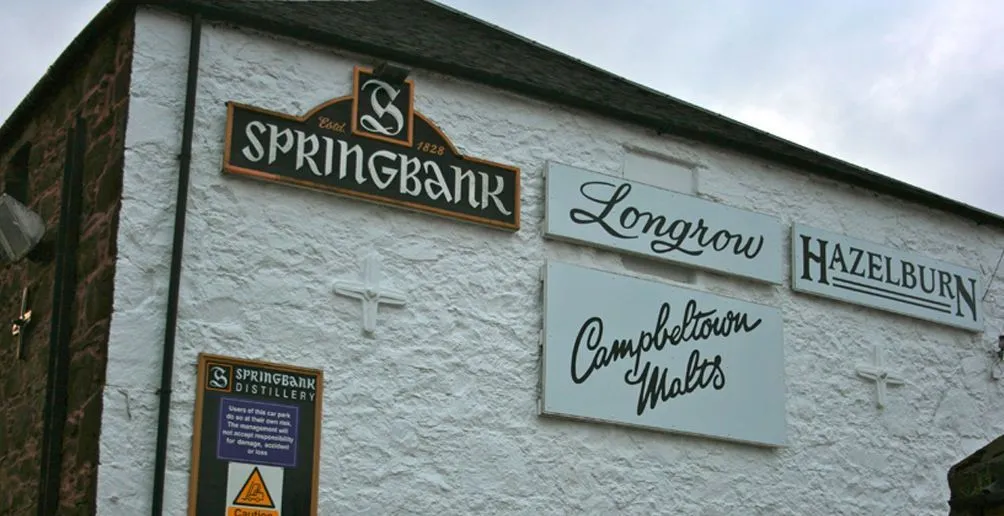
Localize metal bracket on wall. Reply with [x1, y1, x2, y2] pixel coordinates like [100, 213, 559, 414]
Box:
[11, 286, 32, 360]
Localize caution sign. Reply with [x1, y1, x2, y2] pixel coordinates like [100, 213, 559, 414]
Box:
[234, 466, 275, 507]
[188, 354, 322, 515]
[225, 463, 280, 515]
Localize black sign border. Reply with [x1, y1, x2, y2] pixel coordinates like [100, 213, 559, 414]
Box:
[187, 353, 324, 516]
[222, 65, 522, 232]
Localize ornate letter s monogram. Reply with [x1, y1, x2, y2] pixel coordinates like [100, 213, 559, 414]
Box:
[359, 78, 405, 136]
[207, 364, 232, 391]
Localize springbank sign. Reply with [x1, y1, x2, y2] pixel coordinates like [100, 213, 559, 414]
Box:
[188, 354, 323, 516]
[222, 66, 521, 231]
[792, 224, 983, 332]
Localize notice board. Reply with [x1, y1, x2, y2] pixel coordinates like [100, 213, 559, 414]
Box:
[188, 353, 323, 515]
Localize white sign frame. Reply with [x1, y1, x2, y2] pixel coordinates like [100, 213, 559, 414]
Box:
[543, 161, 784, 284]
[539, 260, 787, 447]
[791, 223, 983, 332]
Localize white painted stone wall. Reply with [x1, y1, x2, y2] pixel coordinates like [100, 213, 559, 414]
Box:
[97, 6, 1004, 515]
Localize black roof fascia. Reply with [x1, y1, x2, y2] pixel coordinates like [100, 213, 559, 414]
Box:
[2, 0, 1002, 231]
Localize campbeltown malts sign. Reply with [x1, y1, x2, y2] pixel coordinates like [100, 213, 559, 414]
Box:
[188, 354, 323, 515]
[222, 66, 521, 231]
[543, 161, 784, 283]
[539, 260, 787, 447]
[792, 223, 983, 332]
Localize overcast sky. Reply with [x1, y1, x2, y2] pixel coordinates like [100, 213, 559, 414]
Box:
[2, 0, 1002, 216]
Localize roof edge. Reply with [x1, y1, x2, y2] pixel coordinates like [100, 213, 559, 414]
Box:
[165, 0, 1004, 230]
[420, 1, 1004, 230]
[2, 0, 1003, 232]
[0, 0, 129, 151]
[423, 0, 875, 175]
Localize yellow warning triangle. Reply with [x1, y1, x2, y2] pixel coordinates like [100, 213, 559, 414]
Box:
[233, 467, 276, 508]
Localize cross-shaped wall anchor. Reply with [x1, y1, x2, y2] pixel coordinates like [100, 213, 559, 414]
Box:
[333, 252, 407, 335]
[11, 286, 32, 360]
[856, 343, 905, 409]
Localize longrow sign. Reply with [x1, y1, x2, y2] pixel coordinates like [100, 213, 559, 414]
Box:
[792, 223, 983, 331]
[222, 66, 521, 231]
[539, 260, 787, 447]
[543, 162, 783, 283]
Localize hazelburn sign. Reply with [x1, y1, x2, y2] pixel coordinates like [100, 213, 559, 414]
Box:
[222, 66, 521, 231]
[792, 223, 983, 332]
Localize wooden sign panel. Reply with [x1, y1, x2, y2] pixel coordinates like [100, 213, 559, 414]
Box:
[222, 66, 521, 231]
[791, 223, 983, 332]
[543, 161, 784, 283]
[539, 260, 787, 447]
[188, 354, 323, 516]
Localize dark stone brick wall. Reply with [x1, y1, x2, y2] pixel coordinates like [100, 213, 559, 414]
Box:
[0, 15, 133, 516]
[948, 435, 1004, 516]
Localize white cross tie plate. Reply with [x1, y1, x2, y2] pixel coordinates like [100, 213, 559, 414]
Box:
[334, 253, 407, 334]
[856, 343, 905, 409]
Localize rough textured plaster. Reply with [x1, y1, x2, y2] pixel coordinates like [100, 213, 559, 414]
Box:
[97, 8, 1004, 515]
